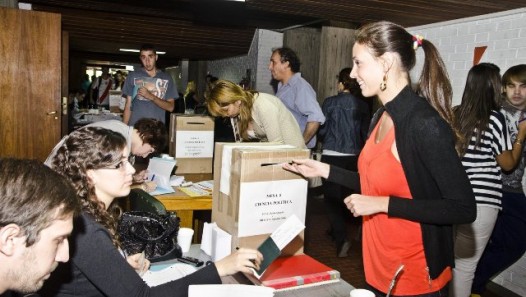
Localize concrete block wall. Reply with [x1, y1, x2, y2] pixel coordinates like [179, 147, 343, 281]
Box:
[206, 29, 283, 95]
[408, 7, 526, 105]
[410, 8, 526, 295]
[253, 29, 283, 94]
[207, 55, 248, 84]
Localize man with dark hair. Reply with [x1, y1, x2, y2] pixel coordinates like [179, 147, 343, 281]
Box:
[46, 118, 167, 164]
[269, 47, 325, 149]
[0, 158, 80, 296]
[122, 44, 178, 125]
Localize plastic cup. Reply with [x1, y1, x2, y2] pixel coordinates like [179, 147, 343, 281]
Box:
[350, 289, 375, 297]
[177, 227, 194, 253]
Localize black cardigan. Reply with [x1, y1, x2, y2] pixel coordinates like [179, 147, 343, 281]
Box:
[328, 86, 476, 279]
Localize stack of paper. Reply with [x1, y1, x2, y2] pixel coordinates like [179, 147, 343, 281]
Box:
[142, 262, 197, 287]
[147, 157, 177, 195]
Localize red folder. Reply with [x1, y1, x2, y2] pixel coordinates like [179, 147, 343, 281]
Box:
[255, 254, 340, 290]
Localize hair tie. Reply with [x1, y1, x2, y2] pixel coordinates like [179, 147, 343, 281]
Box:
[413, 35, 424, 50]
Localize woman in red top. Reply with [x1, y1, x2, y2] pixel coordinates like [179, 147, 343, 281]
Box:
[284, 21, 475, 296]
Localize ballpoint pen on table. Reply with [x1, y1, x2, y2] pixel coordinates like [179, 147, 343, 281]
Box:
[260, 161, 295, 167]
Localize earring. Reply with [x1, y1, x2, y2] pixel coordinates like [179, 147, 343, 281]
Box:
[380, 73, 388, 91]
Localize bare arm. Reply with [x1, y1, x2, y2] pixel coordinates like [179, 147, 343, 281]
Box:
[138, 87, 175, 112]
[303, 121, 320, 145]
[496, 120, 526, 171]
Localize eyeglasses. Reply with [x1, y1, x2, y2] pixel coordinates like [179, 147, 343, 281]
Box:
[104, 155, 135, 170]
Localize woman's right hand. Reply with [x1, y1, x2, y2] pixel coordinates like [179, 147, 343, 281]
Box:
[214, 248, 263, 276]
[282, 159, 330, 179]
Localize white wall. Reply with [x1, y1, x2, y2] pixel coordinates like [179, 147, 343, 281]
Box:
[408, 8, 526, 106]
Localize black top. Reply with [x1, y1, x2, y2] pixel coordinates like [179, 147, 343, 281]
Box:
[38, 213, 221, 297]
[327, 86, 476, 279]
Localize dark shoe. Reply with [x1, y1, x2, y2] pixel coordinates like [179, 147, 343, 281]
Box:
[337, 240, 351, 257]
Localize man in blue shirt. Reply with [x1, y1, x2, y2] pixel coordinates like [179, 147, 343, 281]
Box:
[123, 44, 178, 126]
[269, 47, 325, 149]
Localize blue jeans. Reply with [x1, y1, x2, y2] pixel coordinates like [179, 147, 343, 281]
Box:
[471, 191, 526, 293]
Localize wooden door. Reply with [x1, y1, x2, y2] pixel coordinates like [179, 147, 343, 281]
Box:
[0, 7, 61, 161]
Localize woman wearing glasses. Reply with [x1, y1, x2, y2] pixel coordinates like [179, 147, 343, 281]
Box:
[40, 126, 262, 297]
[206, 79, 306, 148]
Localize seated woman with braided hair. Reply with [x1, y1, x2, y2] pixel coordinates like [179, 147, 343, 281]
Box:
[39, 126, 262, 297]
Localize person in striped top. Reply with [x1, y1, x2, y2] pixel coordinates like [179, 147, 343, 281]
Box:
[451, 63, 526, 297]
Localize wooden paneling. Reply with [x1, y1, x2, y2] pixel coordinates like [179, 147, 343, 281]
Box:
[317, 27, 356, 103]
[61, 30, 69, 136]
[0, 7, 61, 161]
[20, 0, 525, 63]
[284, 27, 321, 101]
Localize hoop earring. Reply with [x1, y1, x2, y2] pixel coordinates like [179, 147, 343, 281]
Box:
[380, 73, 388, 91]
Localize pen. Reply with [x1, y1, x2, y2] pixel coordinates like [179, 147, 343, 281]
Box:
[138, 251, 146, 275]
[260, 161, 294, 167]
[151, 174, 156, 181]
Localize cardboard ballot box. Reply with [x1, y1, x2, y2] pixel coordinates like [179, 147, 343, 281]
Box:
[212, 142, 310, 256]
[169, 114, 215, 174]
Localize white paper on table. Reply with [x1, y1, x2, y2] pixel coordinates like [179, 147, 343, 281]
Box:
[147, 157, 176, 195]
[189, 284, 274, 297]
[237, 179, 307, 237]
[219, 144, 295, 196]
[175, 131, 214, 158]
[142, 263, 197, 287]
[211, 226, 231, 261]
[200, 222, 217, 256]
[170, 175, 185, 186]
[269, 214, 305, 250]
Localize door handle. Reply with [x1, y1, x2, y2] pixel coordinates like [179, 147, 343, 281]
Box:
[47, 111, 57, 115]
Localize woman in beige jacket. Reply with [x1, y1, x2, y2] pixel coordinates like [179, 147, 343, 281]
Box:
[207, 80, 306, 148]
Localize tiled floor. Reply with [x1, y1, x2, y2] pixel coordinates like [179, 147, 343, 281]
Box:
[302, 190, 512, 297]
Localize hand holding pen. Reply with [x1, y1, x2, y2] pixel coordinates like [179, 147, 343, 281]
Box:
[126, 251, 150, 276]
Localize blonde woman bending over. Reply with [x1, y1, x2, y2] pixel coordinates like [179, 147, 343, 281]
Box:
[207, 80, 306, 148]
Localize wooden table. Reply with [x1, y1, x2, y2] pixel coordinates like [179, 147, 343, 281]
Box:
[155, 187, 212, 229]
[153, 173, 213, 241]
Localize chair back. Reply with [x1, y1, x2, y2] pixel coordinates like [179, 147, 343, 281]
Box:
[128, 188, 167, 215]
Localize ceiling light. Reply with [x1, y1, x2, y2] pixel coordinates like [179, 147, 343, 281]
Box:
[119, 48, 166, 55]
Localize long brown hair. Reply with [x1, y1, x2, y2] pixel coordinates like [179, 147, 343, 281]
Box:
[355, 21, 455, 134]
[50, 126, 127, 247]
[453, 63, 501, 156]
